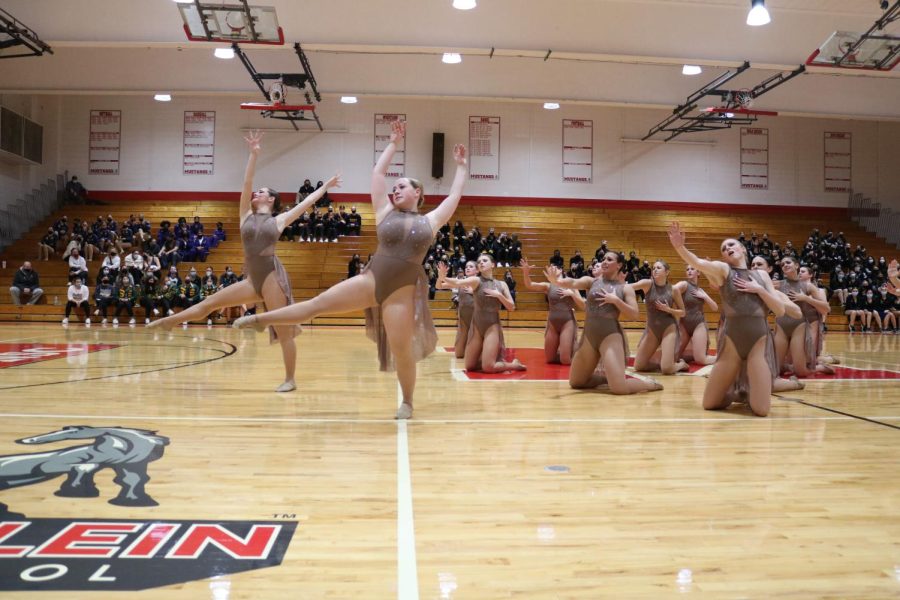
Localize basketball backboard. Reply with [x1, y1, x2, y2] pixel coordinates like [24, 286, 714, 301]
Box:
[807, 31, 900, 71]
[178, 2, 284, 45]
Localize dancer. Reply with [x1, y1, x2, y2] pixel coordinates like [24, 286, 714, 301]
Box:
[673, 265, 718, 365]
[796, 265, 837, 365]
[150, 131, 341, 393]
[632, 261, 688, 374]
[520, 258, 584, 365]
[236, 121, 468, 419]
[544, 252, 662, 394]
[773, 257, 819, 377]
[435, 260, 477, 359]
[436, 255, 525, 373]
[668, 223, 784, 416]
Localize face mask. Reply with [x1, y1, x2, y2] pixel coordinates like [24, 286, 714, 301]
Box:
[852, 291, 859, 296]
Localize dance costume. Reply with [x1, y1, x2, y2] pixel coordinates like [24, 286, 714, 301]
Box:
[455, 285, 475, 350]
[240, 213, 298, 342]
[775, 277, 816, 371]
[680, 280, 706, 336]
[466, 275, 507, 363]
[546, 284, 577, 335]
[364, 210, 438, 371]
[717, 268, 777, 392]
[642, 282, 679, 351]
[579, 278, 628, 356]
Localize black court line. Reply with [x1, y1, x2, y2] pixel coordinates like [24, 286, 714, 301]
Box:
[775, 394, 900, 432]
[0, 337, 238, 391]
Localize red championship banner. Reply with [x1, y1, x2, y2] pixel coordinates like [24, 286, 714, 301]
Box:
[468, 116, 500, 180]
[374, 113, 406, 178]
[89, 110, 121, 175]
[740, 127, 768, 190]
[824, 131, 851, 193]
[183, 111, 215, 176]
[562, 119, 593, 183]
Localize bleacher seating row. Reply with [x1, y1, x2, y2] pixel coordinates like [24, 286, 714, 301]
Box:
[2, 199, 896, 331]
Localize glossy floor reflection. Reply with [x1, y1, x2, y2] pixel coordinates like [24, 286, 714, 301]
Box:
[0, 324, 898, 599]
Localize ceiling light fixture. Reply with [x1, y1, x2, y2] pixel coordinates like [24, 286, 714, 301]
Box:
[341, 96, 358, 104]
[746, 0, 771, 26]
[172, 0, 194, 3]
[442, 52, 462, 64]
[682, 65, 702, 75]
[154, 94, 172, 102]
[214, 47, 234, 59]
[452, 0, 477, 9]
[543, 102, 560, 110]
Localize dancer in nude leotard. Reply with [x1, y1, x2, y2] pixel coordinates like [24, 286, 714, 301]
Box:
[520, 258, 584, 365]
[544, 252, 662, 395]
[795, 264, 837, 369]
[673, 265, 718, 366]
[668, 223, 786, 416]
[435, 260, 477, 358]
[632, 261, 688, 375]
[235, 121, 468, 419]
[148, 131, 340, 392]
[773, 256, 821, 377]
[437, 255, 527, 373]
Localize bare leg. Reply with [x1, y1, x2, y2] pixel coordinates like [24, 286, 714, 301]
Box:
[259, 275, 297, 391]
[558, 320, 577, 365]
[464, 328, 484, 373]
[691, 325, 715, 365]
[789, 323, 812, 377]
[658, 325, 688, 374]
[774, 326, 789, 374]
[746, 336, 773, 416]
[601, 334, 662, 394]
[148, 279, 260, 331]
[544, 325, 560, 363]
[633, 330, 660, 372]
[568, 342, 604, 389]
[237, 272, 377, 328]
[676, 323, 692, 361]
[702, 339, 742, 410]
[480, 325, 525, 373]
[454, 320, 469, 359]
[381, 286, 417, 418]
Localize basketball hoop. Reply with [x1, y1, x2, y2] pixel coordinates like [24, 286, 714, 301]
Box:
[225, 11, 247, 39]
[269, 82, 286, 103]
[736, 88, 754, 108]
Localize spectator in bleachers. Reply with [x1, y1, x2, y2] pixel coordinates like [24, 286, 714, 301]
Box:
[190, 216, 204, 236]
[68, 248, 89, 284]
[65, 176, 87, 204]
[53, 215, 69, 251]
[193, 233, 211, 262]
[100, 249, 120, 283]
[144, 251, 162, 280]
[323, 208, 339, 242]
[178, 273, 203, 311]
[549, 249, 564, 270]
[508, 234, 522, 267]
[844, 288, 865, 332]
[861, 288, 882, 333]
[829, 265, 848, 304]
[451, 220, 466, 248]
[162, 275, 180, 316]
[201, 276, 219, 324]
[124, 248, 144, 283]
[314, 180, 331, 207]
[347, 254, 362, 279]
[297, 179, 315, 204]
[113, 276, 138, 325]
[219, 266, 237, 288]
[9, 261, 43, 306]
[212, 221, 226, 245]
[62, 233, 82, 261]
[63, 278, 91, 325]
[159, 238, 180, 268]
[139, 275, 162, 324]
[93, 276, 115, 324]
[346, 206, 362, 236]
[503, 269, 517, 303]
[875, 286, 896, 333]
[569, 250, 584, 275]
[37, 227, 58, 261]
[593, 240, 609, 261]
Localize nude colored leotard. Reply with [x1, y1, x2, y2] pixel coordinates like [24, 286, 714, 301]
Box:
[680, 280, 706, 336]
[580, 278, 626, 353]
[240, 212, 297, 342]
[546, 284, 577, 334]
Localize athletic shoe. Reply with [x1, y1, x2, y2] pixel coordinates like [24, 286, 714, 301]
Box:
[93, 309, 100, 316]
[129, 318, 136, 325]
[152, 308, 160, 316]
[182, 323, 188, 329]
[145, 318, 150, 324]
[61, 318, 68, 325]
[101, 318, 108, 325]
[167, 309, 174, 316]
[85, 318, 91, 325]
[207, 318, 212, 325]
[112, 318, 119, 325]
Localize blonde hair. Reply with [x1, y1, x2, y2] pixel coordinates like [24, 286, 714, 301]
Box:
[408, 178, 425, 208]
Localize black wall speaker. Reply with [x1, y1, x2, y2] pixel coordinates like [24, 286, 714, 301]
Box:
[431, 132, 445, 179]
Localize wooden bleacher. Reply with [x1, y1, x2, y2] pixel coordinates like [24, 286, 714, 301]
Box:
[1, 200, 895, 331]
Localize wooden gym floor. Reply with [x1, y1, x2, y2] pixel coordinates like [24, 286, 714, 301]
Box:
[1, 323, 899, 599]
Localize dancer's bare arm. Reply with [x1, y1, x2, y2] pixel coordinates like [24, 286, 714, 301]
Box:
[240, 131, 263, 225]
[668, 222, 729, 286]
[276, 174, 342, 232]
[426, 144, 468, 233]
[372, 120, 404, 224]
[520, 258, 550, 292]
[543, 266, 593, 290]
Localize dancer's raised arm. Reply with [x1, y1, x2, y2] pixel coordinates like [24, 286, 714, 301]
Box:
[437, 262, 479, 291]
[543, 266, 593, 290]
[240, 131, 263, 224]
[372, 121, 405, 222]
[426, 144, 468, 233]
[276, 174, 342, 232]
[520, 258, 551, 292]
[668, 222, 729, 286]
